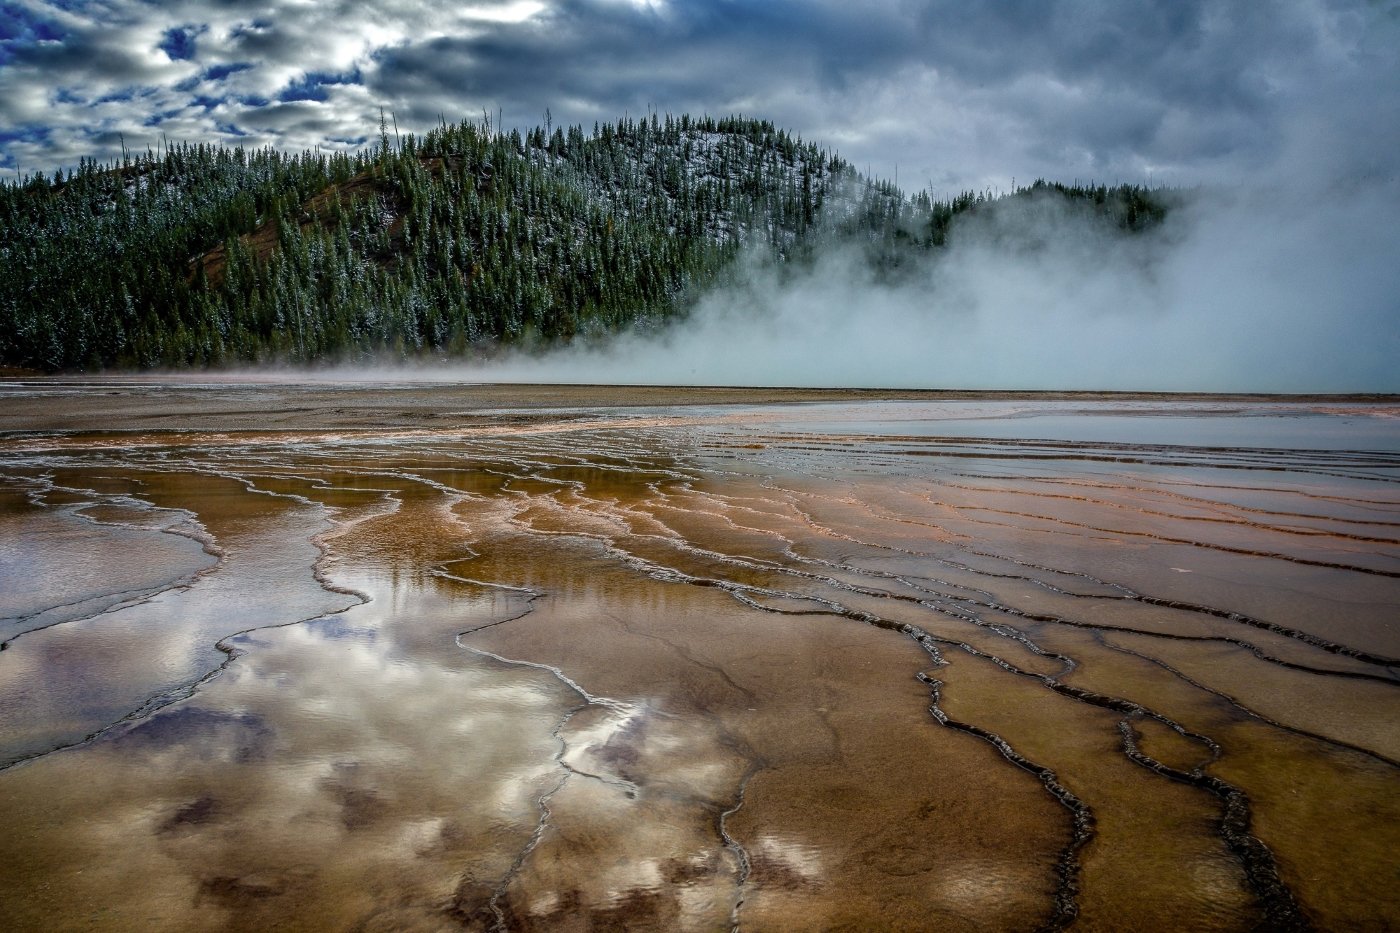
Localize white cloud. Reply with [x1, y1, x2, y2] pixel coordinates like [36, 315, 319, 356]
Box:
[3, 0, 1396, 193]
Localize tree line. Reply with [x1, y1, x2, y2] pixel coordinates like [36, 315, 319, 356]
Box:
[0, 112, 1171, 371]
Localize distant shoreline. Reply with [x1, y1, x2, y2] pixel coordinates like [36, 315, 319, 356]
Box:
[3, 374, 1397, 401]
[2, 379, 1396, 435]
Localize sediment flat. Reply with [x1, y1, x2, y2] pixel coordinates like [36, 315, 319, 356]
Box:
[1, 381, 1396, 930]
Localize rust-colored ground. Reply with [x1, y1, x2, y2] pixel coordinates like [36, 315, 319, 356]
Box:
[1, 383, 1396, 931]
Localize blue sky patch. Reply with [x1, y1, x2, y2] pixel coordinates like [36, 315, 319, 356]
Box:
[0, 4, 65, 41]
[277, 68, 363, 103]
[158, 24, 200, 61]
[203, 61, 252, 82]
[142, 108, 181, 127]
[0, 2, 67, 65]
[0, 125, 54, 170]
[0, 126, 52, 147]
[95, 87, 138, 104]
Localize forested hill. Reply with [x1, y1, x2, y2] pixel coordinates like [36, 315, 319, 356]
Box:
[0, 113, 1169, 371]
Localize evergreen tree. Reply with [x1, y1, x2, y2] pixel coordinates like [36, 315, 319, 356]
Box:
[0, 114, 1173, 371]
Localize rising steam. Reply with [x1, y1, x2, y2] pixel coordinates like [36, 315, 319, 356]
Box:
[470, 20, 1400, 395]
[474, 174, 1398, 392]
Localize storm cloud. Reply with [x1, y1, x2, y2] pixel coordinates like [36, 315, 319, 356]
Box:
[0, 0, 1395, 192]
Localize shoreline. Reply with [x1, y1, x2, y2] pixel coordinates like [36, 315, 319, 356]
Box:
[4, 372, 1396, 397]
[2, 379, 1396, 434]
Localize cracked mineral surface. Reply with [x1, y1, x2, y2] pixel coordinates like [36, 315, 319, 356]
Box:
[1, 383, 1397, 931]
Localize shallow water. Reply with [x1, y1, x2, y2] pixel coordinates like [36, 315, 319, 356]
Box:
[1, 394, 1397, 931]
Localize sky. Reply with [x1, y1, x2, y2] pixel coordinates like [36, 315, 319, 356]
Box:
[1, 0, 1396, 390]
[0, 0, 1396, 193]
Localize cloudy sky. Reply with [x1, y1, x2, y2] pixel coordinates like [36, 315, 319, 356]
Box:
[1, 0, 1397, 193]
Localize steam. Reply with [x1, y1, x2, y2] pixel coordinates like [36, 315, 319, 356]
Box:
[472, 8, 1400, 395]
[476, 175, 1399, 392]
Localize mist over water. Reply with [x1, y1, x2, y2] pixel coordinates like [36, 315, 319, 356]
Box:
[165, 170, 1397, 394]
[476, 175, 1399, 392]
[480, 36, 1400, 395]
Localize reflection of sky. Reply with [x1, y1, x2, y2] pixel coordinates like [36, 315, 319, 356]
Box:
[755, 833, 824, 883]
[0, 489, 210, 625]
[0, 449, 766, 928]
[4, 411, 1395, 928]
[0, 567, 611, 929]
[0, 489, 349, 765]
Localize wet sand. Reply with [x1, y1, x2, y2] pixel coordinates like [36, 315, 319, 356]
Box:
[1, 381, 1397, 930]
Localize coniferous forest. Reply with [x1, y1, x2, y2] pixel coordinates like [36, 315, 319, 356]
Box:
[0, 113, 1170, 371]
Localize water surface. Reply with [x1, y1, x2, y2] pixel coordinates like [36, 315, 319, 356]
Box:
[1, 391, 1396, 930]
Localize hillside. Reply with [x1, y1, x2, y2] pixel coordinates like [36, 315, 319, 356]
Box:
[0, 114, 1169, 371]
